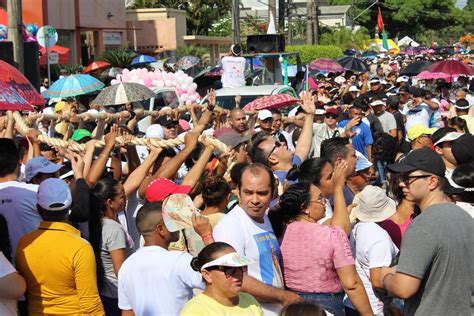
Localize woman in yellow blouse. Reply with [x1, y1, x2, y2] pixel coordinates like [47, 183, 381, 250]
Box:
[180, 242, 263, 316]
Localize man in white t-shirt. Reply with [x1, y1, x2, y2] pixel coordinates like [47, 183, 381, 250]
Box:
[370, 99, 397, 137]
[344, 186, 399, 315]
[0, 251, 25, 315]
[0, 139, 41, 258]
[221, 44, 246, 88]
[118, 201, 205, 316]
[401, 88, 439, 141]
[213, 164, 302, 315]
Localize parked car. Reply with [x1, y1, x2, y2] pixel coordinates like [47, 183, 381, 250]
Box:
[201, 85, 298, 110]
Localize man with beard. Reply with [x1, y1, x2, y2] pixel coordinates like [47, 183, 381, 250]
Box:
[229, 108, 248, 136]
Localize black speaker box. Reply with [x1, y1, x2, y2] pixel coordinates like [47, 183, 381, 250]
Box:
[0, 41, 14, 65]
[23, 41, 41, 91]
[247, 34, 285, 53]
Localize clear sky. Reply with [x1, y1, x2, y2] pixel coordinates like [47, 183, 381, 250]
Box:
[456, 0, 467, 8]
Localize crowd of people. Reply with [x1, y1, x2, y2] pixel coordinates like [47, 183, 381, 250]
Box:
[0, 51, 473, 316]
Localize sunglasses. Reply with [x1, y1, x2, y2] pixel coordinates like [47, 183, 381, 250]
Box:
[267, 140, 282, 160]
[324, 114, 337, 119]
[206, 265, 247, 277]
[400, 174, 431, 185]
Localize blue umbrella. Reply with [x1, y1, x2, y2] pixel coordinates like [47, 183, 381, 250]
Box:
[45, 74, 105, 99]
[131, 54, 156, 65]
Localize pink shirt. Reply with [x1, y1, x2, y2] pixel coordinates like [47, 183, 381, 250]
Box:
[280, 221, 354, 293]
[382, 216, 412, 249]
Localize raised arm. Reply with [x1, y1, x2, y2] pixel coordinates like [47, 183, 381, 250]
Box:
[328, 160, 351, 234]
[123, 143, 162, 197]
[295, 91, 315, 160]
[86, 125, 118, 187]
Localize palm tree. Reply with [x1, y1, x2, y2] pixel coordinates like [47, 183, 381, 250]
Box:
[101, 50, 137, 68]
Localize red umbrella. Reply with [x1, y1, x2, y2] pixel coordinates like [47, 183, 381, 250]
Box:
[425, 60, 474, 76]
[308, 59, 344, 73]
[0, 60, 43, 110]
[243, 94, 299, 111]
[83, 61, 111, 74]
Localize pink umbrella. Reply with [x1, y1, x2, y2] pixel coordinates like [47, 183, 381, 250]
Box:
[415, 71, 451, 81]
[243, 94, 299, 111]
[425, 60, 474, 76]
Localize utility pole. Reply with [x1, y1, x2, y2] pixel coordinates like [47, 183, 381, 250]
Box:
[269, 0, 276, 32]
[313, 0, 319, 44]
[7, 0, 24, 72]
[306, 0, 314, 44]
[287, 0, 292, 44]
[231, 0, 240, 44]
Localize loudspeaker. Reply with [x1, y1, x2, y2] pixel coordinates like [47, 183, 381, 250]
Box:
[23, 42, 41, 91]
[247, 34, 285, 53]
[0, 41, 14, 65]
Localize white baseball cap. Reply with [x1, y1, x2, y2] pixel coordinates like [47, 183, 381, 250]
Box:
[145, 124, 164, 139]
[355, 150, 372, 172]
[348, 85, 360, 92]
[433, 132, 464, 146]
[257, 109, 273, 121]
[354, 185, 396, 222]
[25, 157, 63, 183]
[201, 252, 254, 271]
[396, 76, 409, 83]
[37, 178, 72, 211]
[370, 100, 386, 107]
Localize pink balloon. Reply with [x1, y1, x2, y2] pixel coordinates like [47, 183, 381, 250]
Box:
[181, 83, 189, 91]
[110, 79, 119, 85]
[156, 81, 165, 88]
[164, 80, 172, 87]
[190, 83, 197, 90]
[144, 79, 152, 87]
[187, 87, 195, 94]
[122, 69, 130, 75]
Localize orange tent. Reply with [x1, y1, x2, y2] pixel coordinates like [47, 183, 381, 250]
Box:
[39, 45, 70, 65]
[460, 35, 474, 44]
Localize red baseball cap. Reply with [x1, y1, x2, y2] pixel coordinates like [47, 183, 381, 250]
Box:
[325, 108, 339, 116]
[146, 178, 192, 202]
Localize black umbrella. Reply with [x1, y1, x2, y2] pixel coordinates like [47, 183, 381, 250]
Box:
[337, 57, 369, 73]
[399, 61, 433, 76]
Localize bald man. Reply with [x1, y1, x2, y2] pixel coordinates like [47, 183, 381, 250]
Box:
[229, 108, 248, 135]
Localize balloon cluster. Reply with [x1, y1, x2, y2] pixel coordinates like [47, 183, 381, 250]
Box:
[0, 25, 7, 41]
[22, 24, 39, 42]
[111, 68, 200, 105]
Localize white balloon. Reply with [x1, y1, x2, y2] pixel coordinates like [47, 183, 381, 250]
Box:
[187, 87, 195, 94]
[122, 68, 130, 75]
[181, 83, 189, 91]
[138, 80, 145, 85]
[190, 83, 198, 90]
[189, 94, 197, 102]
[152, 80, 159, 86]
[186, 77, 193, 84]
[172, 80, 178, 87]
[110, 79, 119, 85]
[156, 81, 165, 88]
[164, 79, 172, 87]
[131, 75, 140, 83]
[180, 94, 188, 101]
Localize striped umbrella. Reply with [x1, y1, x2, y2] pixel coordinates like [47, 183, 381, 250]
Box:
[46, 74, 105, 98]
[308, 59, 344, 73]
[92, 82, 156, 106]
[131, 54, 156, 66]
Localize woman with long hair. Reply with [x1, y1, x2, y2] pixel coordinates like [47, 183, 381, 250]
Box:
[89, 178, 134, 315]
[180, 242, 263, 315]
[271, 162, 372, 316]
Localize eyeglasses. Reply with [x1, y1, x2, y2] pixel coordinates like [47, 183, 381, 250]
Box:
[324, 114, 337, 119]
[309, 193, 325, 206]
[267, 140, 282, 161]
[206, 265, 247, 277]
[400, 174, 431, 185]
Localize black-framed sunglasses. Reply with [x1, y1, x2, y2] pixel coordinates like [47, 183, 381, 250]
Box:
[206, 265, 247, 277]
[400, 174, 431, 185]
[324, 114, 337, 119]
[267, 140, 282, 161]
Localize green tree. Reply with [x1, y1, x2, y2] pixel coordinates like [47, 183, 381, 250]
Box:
[329, 0, 468, 45]
[101, 50, 137, 68]
[320, 27, 371, 50]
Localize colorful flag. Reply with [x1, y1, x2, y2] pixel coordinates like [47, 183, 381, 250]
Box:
[382, 32, 389, 50]
[377, 7, 384, 34]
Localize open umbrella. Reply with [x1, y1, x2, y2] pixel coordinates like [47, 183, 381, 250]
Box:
[337, 57, 369, 73]
[177, 56, 201, 70]
[308, 59, 344, 73]
[361, 51, 377, 59]
[399, 61, 433, 76]
[131, 55, 156, 66]
[92, 82, 156, 106]
[83, 61, 111, 74]
[415, 71, 451, 81]
[243, 94, 299, 111]
[46, 74, 105, 99]
[425, 60, 474, 76]
[0, 60, 43, 110]
[101, 67, 123, 78]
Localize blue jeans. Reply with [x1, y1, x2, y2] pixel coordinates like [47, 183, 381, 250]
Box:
[298, 291, 346, 316]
